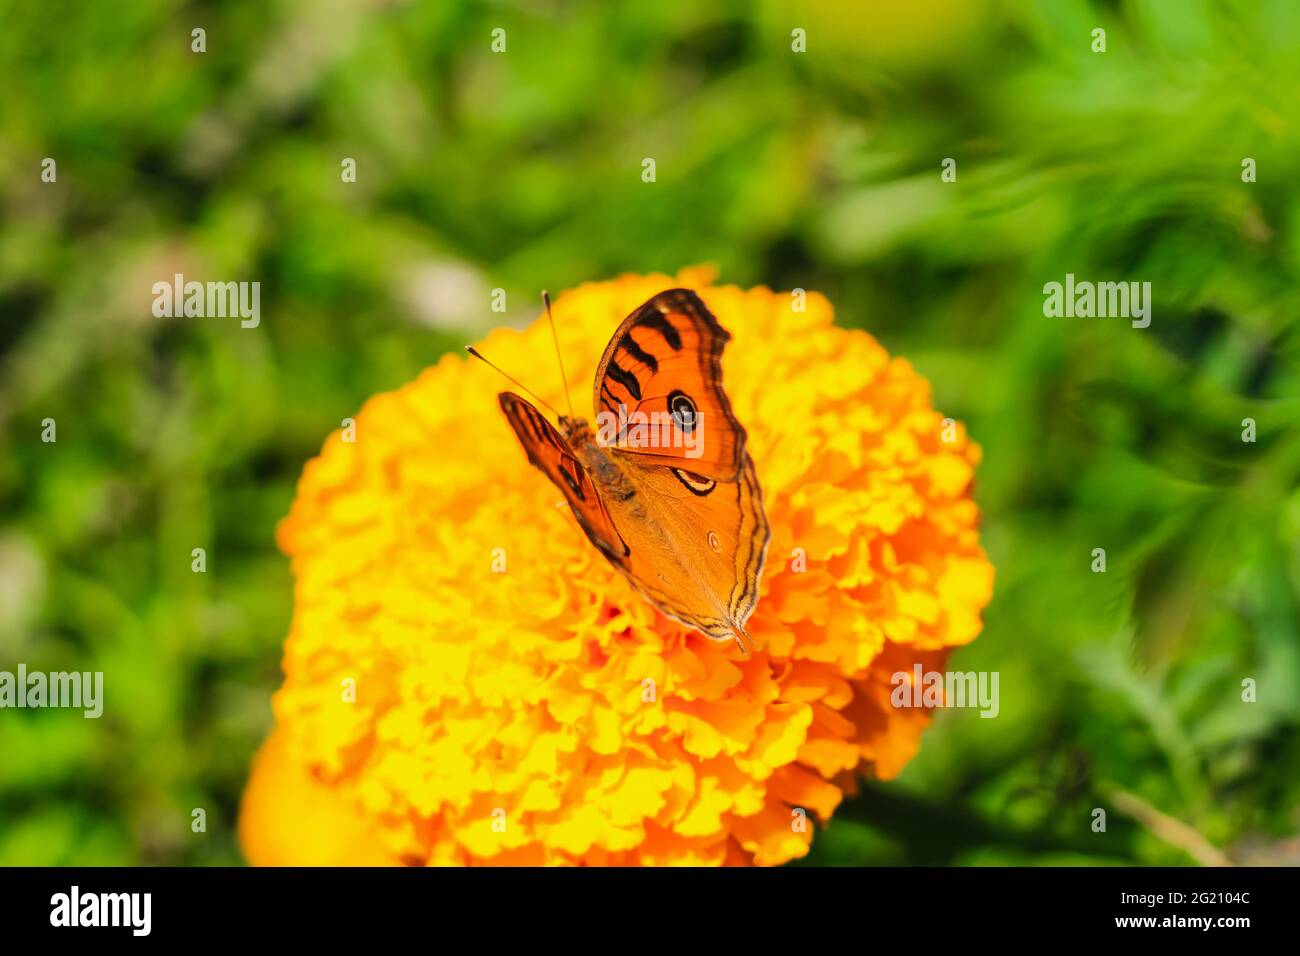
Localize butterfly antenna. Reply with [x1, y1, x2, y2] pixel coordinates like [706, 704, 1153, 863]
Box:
[542, 291, 577, 419]
[465, 346, 564, 419]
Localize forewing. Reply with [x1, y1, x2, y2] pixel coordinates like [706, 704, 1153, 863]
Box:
[499, 392, 629, 568]
[593, 289, 746, 482]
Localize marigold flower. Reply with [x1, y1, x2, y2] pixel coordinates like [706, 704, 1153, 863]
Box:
[238, 266, 994, 866]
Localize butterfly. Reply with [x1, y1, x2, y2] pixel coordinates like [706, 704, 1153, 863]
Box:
[471, 289, 771, 654]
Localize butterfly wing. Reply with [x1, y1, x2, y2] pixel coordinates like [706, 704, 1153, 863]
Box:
[593, 288, 746, 482]
[498, 392, 630, 568]
[608, 450, 770, 648]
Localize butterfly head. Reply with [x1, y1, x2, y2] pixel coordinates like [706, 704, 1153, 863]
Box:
[558, 415, 592, 447]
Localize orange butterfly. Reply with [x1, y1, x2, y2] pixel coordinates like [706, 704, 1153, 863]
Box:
[471, 289, 771, 654]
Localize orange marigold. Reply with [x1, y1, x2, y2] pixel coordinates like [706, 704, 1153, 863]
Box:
[238, 266, 994, 866]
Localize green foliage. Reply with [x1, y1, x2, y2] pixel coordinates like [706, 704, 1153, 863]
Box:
[1, 0, 1297, 865]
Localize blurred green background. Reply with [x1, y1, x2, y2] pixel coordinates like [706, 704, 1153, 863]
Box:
[2, 0, 1298, 866]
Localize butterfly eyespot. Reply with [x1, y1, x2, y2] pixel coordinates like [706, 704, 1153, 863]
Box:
[667, 390, 698, 433]
[707, 530, 722, 553]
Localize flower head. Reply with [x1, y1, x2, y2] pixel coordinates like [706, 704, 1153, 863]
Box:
[239, 266, 994, 866]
